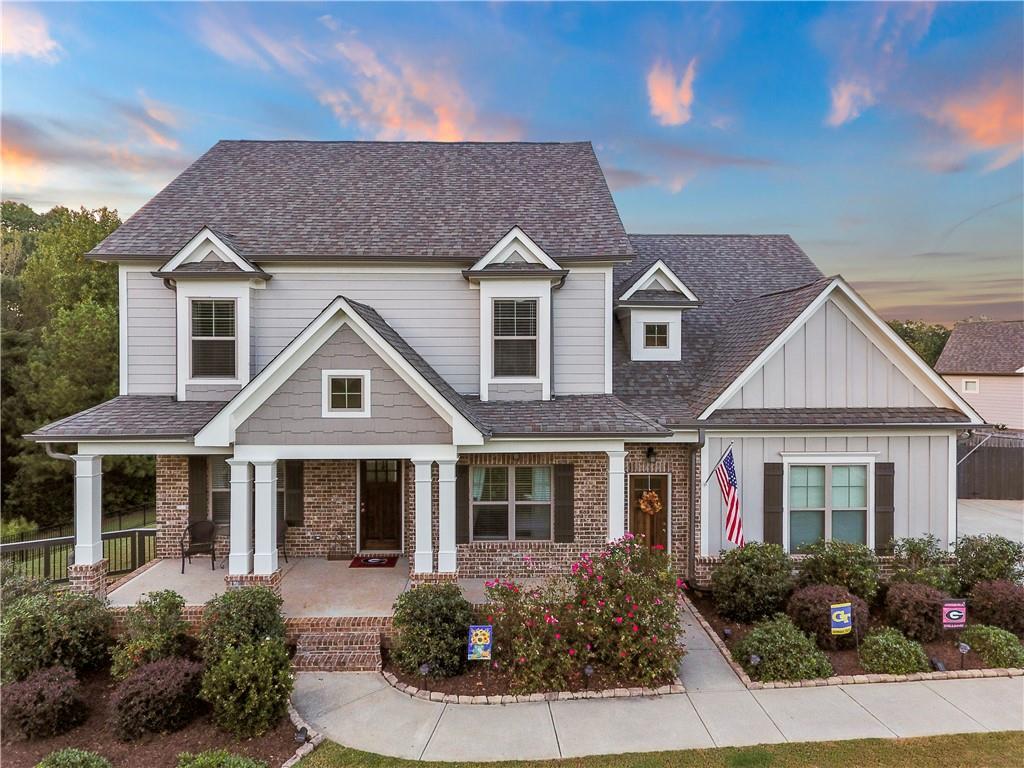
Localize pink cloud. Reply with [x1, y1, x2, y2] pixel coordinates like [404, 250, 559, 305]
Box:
[826, 80, 877, 127]
[930, 74, 1023, 172]
[2, 5, 62, 63]
[647, 57, 698, 127]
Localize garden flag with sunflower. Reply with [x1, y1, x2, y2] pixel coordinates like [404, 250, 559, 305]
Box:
[468, 625, 493, 660]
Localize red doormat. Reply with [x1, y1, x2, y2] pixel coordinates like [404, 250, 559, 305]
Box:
[349, 555, 399, 568]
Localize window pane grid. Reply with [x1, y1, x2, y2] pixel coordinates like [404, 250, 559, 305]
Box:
[493, 299, 538, 377]
[644, 323, 668, 348]
[329, 376, 363, 411]
[789, 463, 868, 551]
[471, 465, 553, 541]
[191, 300, 236, 378]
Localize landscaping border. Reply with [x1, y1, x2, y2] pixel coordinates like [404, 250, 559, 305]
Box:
[381, 669, 684, 704]
[682, 593, 1024, 690]
[282, 700, 324, 768]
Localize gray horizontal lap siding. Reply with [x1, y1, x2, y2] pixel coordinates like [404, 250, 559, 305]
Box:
[488, 383, 544, 401]
[553, 271, 606, 394]
[235, 324, 452, 445]
[125, 271, 176, 395]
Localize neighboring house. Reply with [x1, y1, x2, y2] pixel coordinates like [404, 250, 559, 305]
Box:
[26, 140, 983, 593]
[936, 320, 1024, 430]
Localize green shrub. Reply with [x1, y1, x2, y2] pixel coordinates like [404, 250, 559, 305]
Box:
[970, 580, 1024, 636]
[796, 540, 880, 602]
[1, 666, 86, 739]
[35, 749, 112, 768]
[734, 615, 833, 682]
[199, 586, 285, 666]
[0, 559, 53, 604]
[200, 638, 293, 737]
[391, 582, 473, 679]
[176, 751, 267, 768]
[858, 628, 929, 675]
[889, 535, 958, 595]
[786, 584, 868, 650]
[111, 657, 203, 740]
[955, 535, 1024, 592]
[111, 589, 190, 679]
[960, 625, 1024, 668]
[0, 590, 112, 682]
[885, 582, 947, 643]
[711, 542, 793, 622]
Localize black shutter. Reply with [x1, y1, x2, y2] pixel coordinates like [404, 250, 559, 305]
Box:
[188, 456, 208, 523]
[874, 462, 895, 553]
[285, 461, 304, 525]
[554, 464, 575, 543]
[456, 465, 470, 544]
[763, 463, 783, 546]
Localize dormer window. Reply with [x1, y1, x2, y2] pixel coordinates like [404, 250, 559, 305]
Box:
[644, 323, 669, 349]
[493, 299, 537, 377]
[191, 299, 236, 378]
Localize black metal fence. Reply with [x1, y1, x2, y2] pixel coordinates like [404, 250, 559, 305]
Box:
[1, 507, 155, 546]
[957, 431, 1024, 501]
[0, 528, 156, 582]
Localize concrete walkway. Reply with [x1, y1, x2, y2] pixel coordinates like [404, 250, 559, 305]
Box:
[292, 606, 1024, 762]
[958, 499, 1024, 544]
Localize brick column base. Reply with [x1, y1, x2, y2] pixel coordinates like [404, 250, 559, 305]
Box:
[68, 559, 109, 599]
[224, 569, 282, 595]
[409, 572, 459, 585]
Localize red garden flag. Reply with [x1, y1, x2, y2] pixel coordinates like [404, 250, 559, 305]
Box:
[714, 446, 745, 548]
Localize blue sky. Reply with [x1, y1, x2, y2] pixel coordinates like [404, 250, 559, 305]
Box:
[3, 1, 1022, 323]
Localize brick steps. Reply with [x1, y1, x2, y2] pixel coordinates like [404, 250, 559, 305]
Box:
[292, 628, 382, 672]
[296, 631, 380, 653]
[292, 650, 381, 672]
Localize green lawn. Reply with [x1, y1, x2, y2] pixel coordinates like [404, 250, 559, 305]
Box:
[298, 732, 1023, 768]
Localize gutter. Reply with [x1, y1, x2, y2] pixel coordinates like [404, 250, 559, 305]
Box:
[688, 428, 705, 583]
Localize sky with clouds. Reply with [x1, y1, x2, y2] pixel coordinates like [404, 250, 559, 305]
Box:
[2, 1, 1021, 324]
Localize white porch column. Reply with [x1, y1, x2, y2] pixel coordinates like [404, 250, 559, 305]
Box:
[228, 459, 254, 575]
[73, 455, 103, 565]
[413, 459, 434, 574]
[252, 459, 279, 575]
[607, 450, 627, 541]
[437, 459, 457, 574]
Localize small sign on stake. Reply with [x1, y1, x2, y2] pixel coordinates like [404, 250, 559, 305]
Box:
[467, 625, 493, 661]
[943, 600, 967, 629]
[830, 602, 853, 636]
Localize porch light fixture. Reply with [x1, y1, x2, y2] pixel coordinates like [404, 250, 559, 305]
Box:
[646, 446, 657, 462]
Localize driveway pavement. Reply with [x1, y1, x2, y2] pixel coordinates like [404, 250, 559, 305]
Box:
[958, 499, 1024, 543]
[292, 606, 1023, 761]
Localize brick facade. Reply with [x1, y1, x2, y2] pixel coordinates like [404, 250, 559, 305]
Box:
[287, 460, 357, 557]
[68, 559, 108, 598]
[156, 456, 189, 558]
[624, 442, 695, 575]
[224, 568, 283, 594]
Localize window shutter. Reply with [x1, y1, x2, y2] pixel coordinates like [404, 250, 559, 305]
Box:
[285, 461, 304, 526]
[188, 457, 208, 523]
[874, 462, 895, 553]
[456, 465, 469, 544]
[763, 463, 783, 546]
[553, 464, 575, 543]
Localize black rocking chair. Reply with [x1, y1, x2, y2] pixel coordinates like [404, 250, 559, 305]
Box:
[278, 521, 289, 564]
[181, 520, 217, 574]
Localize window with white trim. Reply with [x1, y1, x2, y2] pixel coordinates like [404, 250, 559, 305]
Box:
[789, 464, 868, 551]
[493, 299, 537, 377]
[962, 379, 979, 394]
[644, 323, 668, 348]
[470, 465, 552, 541]
[321, 370, 371, 417]
[191, 299, 236, 378]
[209, 457, 231, 525]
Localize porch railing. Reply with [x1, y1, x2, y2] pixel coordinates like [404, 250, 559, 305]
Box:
[0, 528, 156, 583]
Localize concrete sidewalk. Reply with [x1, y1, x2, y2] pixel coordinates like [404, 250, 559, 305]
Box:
[292, 607, 1023, 762]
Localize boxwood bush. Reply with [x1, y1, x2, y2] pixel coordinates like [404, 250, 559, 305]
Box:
[734, 615, 833, 682]
[0, 665, 86, 739]
[111, 589, 190, 680]
[955, 535, 1024, 592]
[884, 582, 947, 643]
[795, 540, 879, 603]
[200, 638, 293, 737]
[711, 542, 793, 623]
[392, 582, 474, 678]
[199, 586, 285, 666]
[970, 580, 1024, 636]
[177, 751, 268, 768]
[960, 625, 1024, 669]
[111, 657, 204, 741]
[889, 535, 958, 595]
[0, 590, 112, 682]
[786, 584, 868, 650]
[36, 749, 112, 768]
[858, 628, 929, 675]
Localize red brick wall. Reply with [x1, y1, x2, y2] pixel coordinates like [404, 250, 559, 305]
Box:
[156, 456, 189, 558]
[624, 443, 695, 575]
[287, 460, 357, 557]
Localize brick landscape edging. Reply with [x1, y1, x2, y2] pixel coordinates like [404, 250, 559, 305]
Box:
[380, 669, 684, 704]
[682, 593, 1024, 690]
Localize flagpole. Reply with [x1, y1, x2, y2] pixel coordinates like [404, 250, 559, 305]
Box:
[702, 441, 735, 486]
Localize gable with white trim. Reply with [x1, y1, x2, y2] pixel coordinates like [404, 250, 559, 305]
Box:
[161, 227, 258, 272]
[469, 226, 562, 270]
[619, 260, 698, 302]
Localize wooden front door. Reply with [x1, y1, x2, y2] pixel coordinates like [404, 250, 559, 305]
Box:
[359, 460, 402, 551]
[629, 474, 669, 550]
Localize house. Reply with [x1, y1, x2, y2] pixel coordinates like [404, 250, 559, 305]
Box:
[936, 320, 1024, 431]
[27, 140, 983, 601]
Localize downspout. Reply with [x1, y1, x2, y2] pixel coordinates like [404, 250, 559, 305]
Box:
[548, 284, 556, 399]
[45, 443, 74, 462]
[688, 428, 705, 584]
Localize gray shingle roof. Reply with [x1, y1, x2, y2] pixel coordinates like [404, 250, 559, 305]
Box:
[935, 320, 1024, 375]
[703, 407, 972, 428]
[88, 141, 634, 263]
[464, 395, 670, 437]
[26, 397, 224, 441]
[614, 235, 827, 424]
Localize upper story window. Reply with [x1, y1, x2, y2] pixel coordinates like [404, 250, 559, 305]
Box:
[789, 464, 868, 552]
[644, 323, 669, 349]
[493, 299, 537, 377]
[191, 299, 236, 378]
[321, 369, 371, 418]
[962, 379, 979, 394]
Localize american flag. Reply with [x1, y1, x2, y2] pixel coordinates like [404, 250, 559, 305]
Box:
[714, 446, 745, 548]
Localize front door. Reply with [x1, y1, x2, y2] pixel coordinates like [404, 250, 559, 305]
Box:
[359, 460, 402, 551]
[629, 474, 669, 550]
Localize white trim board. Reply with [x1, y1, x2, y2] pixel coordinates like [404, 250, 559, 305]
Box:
[321, 369, 372, 418]
[160, 227, 258, 273]
[470, 226, 562, 271]
[619, 260, 698, 302]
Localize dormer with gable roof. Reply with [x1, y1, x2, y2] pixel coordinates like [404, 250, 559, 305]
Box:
[615, 259, 700, 361]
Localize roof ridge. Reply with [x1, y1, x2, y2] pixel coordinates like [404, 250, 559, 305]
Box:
[627, 233, 797, 238]
[753, 275, 833, 300]
[216, 139, 592, 146]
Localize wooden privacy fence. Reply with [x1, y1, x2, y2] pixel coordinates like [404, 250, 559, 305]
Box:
[957, 431, 1024, 501]
[0, 528, 156, 582]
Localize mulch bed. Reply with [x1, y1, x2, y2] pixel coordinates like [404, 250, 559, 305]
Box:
[688, 591, 991, 676]
[382, 649, 672, 696]
[1, 670, 297, 768]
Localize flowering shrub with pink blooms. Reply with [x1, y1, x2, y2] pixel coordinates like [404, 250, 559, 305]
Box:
[485, 534, 684, 693]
